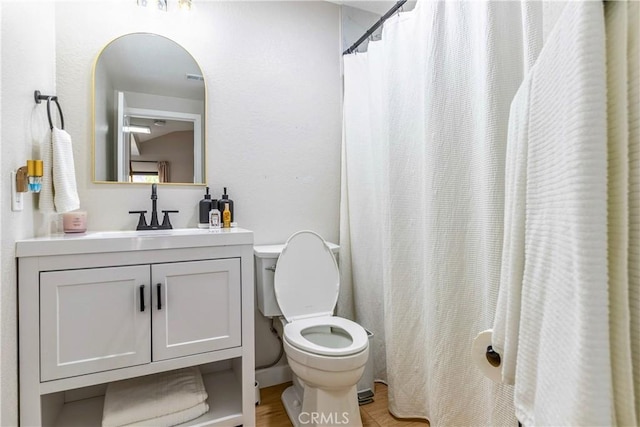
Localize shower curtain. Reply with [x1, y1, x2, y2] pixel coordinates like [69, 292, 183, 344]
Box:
[606, 1, 639, 425]
[340, 0, 639, 425]
[340, 1, 542, 424]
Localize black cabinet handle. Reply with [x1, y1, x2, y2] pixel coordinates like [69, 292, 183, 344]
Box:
[157, 283, 162, 310]
[139, 285, 145, 312]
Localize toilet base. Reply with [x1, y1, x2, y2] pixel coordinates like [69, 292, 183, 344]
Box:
[282, 385, 303, 427]
[281, 382, 363, 427]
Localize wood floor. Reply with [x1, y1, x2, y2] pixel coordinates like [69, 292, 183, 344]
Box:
[255, 382, 429, 427]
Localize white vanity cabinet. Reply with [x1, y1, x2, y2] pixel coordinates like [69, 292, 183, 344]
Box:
[17, 229, 255, 427]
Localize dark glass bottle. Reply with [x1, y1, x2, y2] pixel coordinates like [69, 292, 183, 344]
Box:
[198, 187, 213, 225]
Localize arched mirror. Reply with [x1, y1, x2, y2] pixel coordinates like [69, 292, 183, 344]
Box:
[93, 33, 206, 184]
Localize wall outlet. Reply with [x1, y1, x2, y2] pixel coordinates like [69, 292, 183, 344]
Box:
[11, 171, 24, 212]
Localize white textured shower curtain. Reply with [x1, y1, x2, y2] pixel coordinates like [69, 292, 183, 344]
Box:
[341, 1, 640, 425]
[339, 1, 542, 425]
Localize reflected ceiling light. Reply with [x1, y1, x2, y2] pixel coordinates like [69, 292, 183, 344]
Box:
[178, 0, 192, 11]
[123, 125, 151, 134]
[186, 73, 204, 81]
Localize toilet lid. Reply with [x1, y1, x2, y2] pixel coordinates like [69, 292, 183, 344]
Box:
[274, 231, 339, 322]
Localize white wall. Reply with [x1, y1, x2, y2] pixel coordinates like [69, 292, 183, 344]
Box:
[0, 3, 56, 425]
[55, 1, 342, 245]
[341, 5, 381, 52]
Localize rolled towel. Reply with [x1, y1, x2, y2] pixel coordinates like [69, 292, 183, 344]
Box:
[102, 367, 208, 427]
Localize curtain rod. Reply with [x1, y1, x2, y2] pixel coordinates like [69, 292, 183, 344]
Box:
[343, 0, 408, 55]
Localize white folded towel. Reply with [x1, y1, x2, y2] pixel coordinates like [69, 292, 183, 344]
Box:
[102, 367, 209, 427]
[39, 127, 80, 214]
[119, 401, 209, 427]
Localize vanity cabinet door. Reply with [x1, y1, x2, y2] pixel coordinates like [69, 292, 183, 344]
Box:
[40, 265, 151, 381]
[152, 258, 241, 361]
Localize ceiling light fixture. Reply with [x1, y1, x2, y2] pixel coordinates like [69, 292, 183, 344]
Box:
[136, 0, 191, 12]
[123, 125, 151, 134]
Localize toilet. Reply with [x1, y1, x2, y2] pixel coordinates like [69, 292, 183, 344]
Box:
[255, 231, 369, 427]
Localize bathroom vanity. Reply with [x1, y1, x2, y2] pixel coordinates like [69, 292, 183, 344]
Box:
[17, 228, 255, 426]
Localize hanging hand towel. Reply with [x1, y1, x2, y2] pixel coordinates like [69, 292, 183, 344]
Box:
[492, 2, 610, 425]
[40, 127, 80, 214]
[52, 127, 80, 213]
[39, 129, 55, 214]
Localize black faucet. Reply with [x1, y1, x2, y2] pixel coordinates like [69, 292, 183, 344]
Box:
[129, 184, 179, 230]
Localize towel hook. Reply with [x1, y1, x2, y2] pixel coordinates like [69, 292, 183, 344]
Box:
[34, 90, 64, 130]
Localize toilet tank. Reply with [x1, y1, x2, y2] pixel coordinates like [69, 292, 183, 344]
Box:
[254, 242, 339, 317]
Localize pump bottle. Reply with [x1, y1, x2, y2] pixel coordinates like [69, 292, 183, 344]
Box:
[198, 187, 213, 228]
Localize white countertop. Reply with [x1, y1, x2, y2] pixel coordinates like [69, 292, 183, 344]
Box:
[16, 228, 254, 258]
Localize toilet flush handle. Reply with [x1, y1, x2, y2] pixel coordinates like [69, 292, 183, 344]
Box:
[266, 265, 276, 272]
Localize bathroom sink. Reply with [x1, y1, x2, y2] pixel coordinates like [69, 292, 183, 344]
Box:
[16, 228, 253, 257]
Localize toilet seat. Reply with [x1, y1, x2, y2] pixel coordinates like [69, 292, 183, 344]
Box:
[275, 231, 369, 357]
[284, 316, 368, 357]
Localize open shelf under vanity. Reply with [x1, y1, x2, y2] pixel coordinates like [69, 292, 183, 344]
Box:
[51, 369, 242, 427]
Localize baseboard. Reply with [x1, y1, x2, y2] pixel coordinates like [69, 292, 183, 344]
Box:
[255, 363, 292, 388]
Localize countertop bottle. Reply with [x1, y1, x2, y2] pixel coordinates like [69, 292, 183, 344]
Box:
[217, 187, 234, 223]
[222, 203, 231, 228]
[198, 187, 213, 228]
[209, 206, 221, 230]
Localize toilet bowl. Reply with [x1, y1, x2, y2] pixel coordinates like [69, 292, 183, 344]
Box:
[274, 231, 369, 427]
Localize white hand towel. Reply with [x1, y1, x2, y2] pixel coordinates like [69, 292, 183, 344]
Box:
[102, 367, 208, 427]
[39, 129, 55, 214]
[39, 127, 80, 214]
[492, 2, 610, 425]
[52, 127, 80, 213]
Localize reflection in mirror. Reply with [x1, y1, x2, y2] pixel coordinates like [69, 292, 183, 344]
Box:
[93, 33, 205, 184]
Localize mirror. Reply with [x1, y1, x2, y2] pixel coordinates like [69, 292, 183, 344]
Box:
[93, 33, 206, 184]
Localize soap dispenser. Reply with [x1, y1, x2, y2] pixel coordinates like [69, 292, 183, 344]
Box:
[217, 187, 234, 222]
[198, 187, 213, 228]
